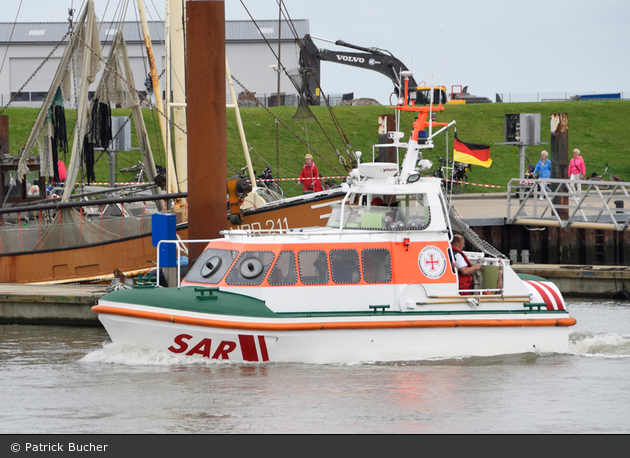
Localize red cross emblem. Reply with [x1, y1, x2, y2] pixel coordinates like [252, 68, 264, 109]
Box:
[425, 254, 440, 271]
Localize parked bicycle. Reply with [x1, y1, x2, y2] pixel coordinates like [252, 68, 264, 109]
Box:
[240, 165, 284, 196]
[433, 157, 469, 194]
[589, 163, 625, 190]
[119, 161, 166, 184]
[319, 173, 341, 191]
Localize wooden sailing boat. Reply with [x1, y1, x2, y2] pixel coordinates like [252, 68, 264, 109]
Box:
[0, 0, 182, 284]
[0, 0, 345, 284]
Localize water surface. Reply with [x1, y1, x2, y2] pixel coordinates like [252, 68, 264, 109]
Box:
[1, 299, 629, 434]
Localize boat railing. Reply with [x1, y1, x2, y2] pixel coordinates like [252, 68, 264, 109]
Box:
[506, 177, 630, 230]
[156, 239, 213, 288]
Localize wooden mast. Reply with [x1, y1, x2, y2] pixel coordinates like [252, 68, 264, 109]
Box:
[136, 0, 178, 195]
[169, 0, 188, 194]
[186, 0, 226, 261]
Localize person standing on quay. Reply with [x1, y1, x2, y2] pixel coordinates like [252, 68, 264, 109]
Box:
[533, 150, 552, 200]
[299, 154, 322, 193]
[568, 148, 586, 194]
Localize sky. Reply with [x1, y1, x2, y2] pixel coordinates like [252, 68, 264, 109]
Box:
[3, 0, 629, 104]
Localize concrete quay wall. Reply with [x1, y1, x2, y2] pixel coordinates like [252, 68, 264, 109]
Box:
[0, 284, 104, 325]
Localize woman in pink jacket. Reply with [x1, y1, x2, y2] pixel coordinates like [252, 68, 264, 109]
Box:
[568, 148, 586, 194]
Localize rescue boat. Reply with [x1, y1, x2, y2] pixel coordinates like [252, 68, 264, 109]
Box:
[92, 104, 576, 364]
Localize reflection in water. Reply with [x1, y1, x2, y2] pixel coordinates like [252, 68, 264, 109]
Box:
[1, 300, 630, 433]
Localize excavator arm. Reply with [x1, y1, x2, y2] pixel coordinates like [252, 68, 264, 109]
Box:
[299, 34, 417, 105]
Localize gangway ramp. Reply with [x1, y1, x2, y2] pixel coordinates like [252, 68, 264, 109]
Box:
[507, 178, 630, 231]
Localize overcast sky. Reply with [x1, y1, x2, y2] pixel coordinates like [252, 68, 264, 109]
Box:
[4, 0, 629, 104]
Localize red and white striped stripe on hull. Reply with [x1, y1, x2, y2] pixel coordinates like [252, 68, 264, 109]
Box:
[524, 280, 566, 311]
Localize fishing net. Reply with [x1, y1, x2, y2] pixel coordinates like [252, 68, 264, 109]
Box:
[35, 208, 118, 251]
[288, 68, 317, 121]
[16, 2, 101, 183]
[96, 35, 139, 109]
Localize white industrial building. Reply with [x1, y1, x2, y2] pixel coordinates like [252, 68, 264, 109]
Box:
[0, 19, 309, 108]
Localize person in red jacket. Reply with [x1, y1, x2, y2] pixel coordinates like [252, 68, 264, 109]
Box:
[50, 159, 67, 186]
[299, 154, 322, 193]
[451, 234, 482, 295]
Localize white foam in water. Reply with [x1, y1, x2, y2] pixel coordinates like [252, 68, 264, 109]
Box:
[80, 342, 237, 366]
[569, 331, 630, 357]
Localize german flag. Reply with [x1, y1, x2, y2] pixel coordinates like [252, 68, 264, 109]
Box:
[453, 132, 492, 168]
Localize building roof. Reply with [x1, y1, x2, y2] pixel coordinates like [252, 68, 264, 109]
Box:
[0, 19, 309, 44]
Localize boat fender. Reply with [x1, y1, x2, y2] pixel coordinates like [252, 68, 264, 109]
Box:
[230, 213, 243, 225]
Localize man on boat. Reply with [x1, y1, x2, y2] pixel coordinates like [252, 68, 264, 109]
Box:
[451, 234, 481, 295]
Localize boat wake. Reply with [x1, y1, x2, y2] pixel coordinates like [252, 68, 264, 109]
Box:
[80, 342, 240, 366]
[569, 331, 630, 357]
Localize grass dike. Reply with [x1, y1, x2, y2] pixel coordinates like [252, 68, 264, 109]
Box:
[3, 100, 628, 197]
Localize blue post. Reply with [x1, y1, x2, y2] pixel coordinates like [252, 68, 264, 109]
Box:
[152, 213, 177, 268]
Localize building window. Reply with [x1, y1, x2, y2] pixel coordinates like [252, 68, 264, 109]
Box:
[11, 92, 30, 102]
[30, 92, 48, 102]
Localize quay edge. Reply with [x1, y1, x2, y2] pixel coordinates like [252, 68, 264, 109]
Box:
[0, 284, 105, 326]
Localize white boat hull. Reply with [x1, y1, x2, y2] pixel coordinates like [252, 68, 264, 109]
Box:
[96, 305, 571, 364]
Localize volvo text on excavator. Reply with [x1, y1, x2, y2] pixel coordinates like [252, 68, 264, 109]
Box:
[298, 34, 447, 106]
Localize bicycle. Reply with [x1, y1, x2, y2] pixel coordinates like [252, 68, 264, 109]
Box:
[119, 162, 166, 185]
[589, 163, 625, 190]
[319, 173, 341, 190]
[240, 165, 284, 196]
[433, 157, 469, 195]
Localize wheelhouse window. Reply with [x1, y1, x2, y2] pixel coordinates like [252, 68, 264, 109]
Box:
[327, 194, 430, 230]
[184, 249, 239, 284]
[298, 250, 329, 285]
[268, 250, 297, 286]
[361, 249, 393, 283]
[330, 249, 361, 284]
[226, 251, 276, 286]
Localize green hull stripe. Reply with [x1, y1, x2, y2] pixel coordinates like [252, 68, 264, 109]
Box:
[102, 287, 278, 318]
[102, 287, 568, 319]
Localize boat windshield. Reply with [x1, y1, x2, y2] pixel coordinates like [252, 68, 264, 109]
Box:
[327, 194, 430, 230]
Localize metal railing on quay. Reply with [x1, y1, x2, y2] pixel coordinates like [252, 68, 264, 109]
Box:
[507, 178, 630, 230]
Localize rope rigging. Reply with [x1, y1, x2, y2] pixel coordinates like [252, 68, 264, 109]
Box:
[229, 74, 344, 176]
[238, 0, 355, 173]
[278, 1, 356, 169]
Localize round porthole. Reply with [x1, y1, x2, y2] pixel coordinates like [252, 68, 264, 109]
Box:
[239, 257, 264, 279]
[201, 256, 222, 278]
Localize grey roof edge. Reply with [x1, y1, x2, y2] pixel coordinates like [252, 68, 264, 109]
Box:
[0, 19, 309, 44]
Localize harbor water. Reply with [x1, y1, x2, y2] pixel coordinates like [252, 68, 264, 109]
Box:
[1, 299, 629, 434]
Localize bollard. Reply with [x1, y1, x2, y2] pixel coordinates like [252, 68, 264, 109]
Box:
[510, 249, 519, 264]
[522, 249, 530, 264]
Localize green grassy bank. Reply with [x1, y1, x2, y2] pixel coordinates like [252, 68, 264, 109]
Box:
[3, 100, 629, 196]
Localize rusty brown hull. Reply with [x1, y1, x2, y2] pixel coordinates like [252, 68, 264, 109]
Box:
[0, 191, 344, 284]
